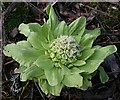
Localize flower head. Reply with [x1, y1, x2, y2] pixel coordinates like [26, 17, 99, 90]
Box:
[49, 35, 80, 66]
[3, 5, 117, 96]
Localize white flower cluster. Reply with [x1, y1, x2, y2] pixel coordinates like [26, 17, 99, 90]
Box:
[49, 35, 80, 66]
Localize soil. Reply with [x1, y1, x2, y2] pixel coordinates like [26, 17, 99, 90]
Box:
[1, 2, 120, 100]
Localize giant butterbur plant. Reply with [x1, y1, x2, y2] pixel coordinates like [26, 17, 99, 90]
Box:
[3, 5, 117, 96]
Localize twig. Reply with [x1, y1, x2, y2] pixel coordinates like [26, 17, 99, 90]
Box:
[30, 81, 33, 100]
[95, 15, 107, 33]
[95, 41, 120, 45]
[84, 5, 117, 19]
[25, 2, 45, 16]
[3, 2, 21, 18]
[34, 81, 46, 100]
[18, 81, 29, 100]
[4, 60, 15, 65]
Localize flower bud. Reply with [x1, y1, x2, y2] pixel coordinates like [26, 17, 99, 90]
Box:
[49, 35, 80, 67]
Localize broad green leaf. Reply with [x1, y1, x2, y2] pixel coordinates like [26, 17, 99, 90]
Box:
[17, 40, 32, 47]
[27, 32, 46, 50]
[47, 28, 54, 41]
[42, 23, 54, 42]
[80, 28, 100, 50]
[63, 73, 83, 88]
[28, 23, 47, 42]
[73, 60, 86, 66]
[89, 45, 117, 60]
[54, 21, 68, 37]
[79, 45, 117, 74]
[38, 79, 49, 95]
[21, 64, 44, 81]
[70, 67, 84, 74]
[93, 45, 101, 49]
[60, 65, 71, 74]
[80, 34, 95, 50]
[50, 83, 63, 96]
[46, 4, 59, 31]
[3, 44, 42, 67]
[98, 66, 109, 84]
[80, 74, 92, 90]
[41, 42, 50, 50]
[41, 23, 49, 40]
[18, 23, 30, 37]
[39, 74, 46, 79]
[38, 79, 63, 96]
[69, 16, 86, 35]
[25, 23, 48, 50]
[80, 48, 95, 61]
[74, 28, 85, 44]
[45, 67, 64, 86]
[79, 60, 103, 74]
[34, 55, 53, 70]
[83, 28, 100, 37]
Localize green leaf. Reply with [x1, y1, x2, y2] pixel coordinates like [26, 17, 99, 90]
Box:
[80, 34, 95, 50]
[28, 23, 49, 42]
[27, 32, 47, 50]
[70, 67, 84, 74]
[28, 23, 42, 32]
[38, 79, 63, 96]
[80, 74, 92, 90]
[42, 23, 54, 42]
[45, 4, 51, 15]
[79, 45, 117, 74]
[21, 64, 44, 81]
[38, 79, 49, 95]
[69, 16, 86, 35]
[46, 4, 59, 31]
[50, 83, 63, 96]
[54, 21, 68, 37]
[63, 73, 83, 88]
[73, 60, 86, 66]
[25, 23, 49, 50]
[80, 48, 95, 61]
[45, 67, 64, 86]
[34, 55, 53, 70]
[17, 40, 32, 47]
[41, 42, 50, 50]
[3, 43, 42, 67]
[60, 65, 71, 74]
[93, 45, 101, 49]
[48, 29, 54, 42]
[41, 23, 49, 39]
[90, 45, 117, 60]
[79, 60, 103, 74]
[15, 65, 27, 74]
[98, 66, 109, 84]
[80, 28, 100, 49]
[83, 28, 100, 37]
[74, 29, 85, 44]
[18, 23, 30, 37]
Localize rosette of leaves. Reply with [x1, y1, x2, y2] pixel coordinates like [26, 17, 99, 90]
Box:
[3, 5, 117, 96]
